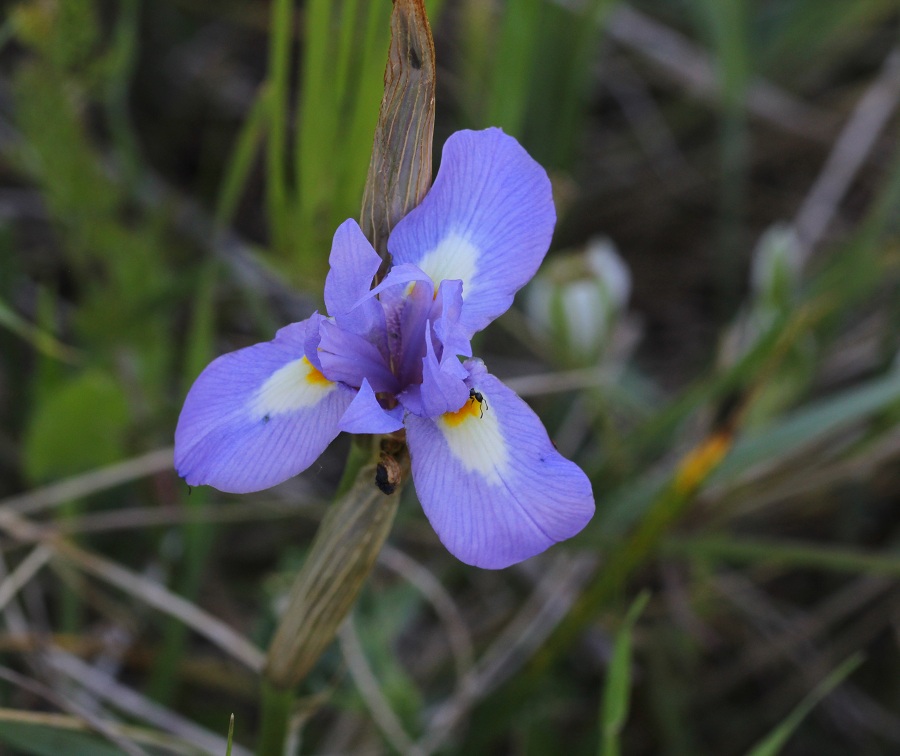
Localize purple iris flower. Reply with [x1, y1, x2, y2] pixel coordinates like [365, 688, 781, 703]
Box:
[175, 129, 594, 569]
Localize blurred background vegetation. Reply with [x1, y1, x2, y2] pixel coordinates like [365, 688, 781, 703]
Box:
[1, 0, 900, 753]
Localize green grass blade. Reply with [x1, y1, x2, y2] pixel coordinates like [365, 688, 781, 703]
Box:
[714, 369, 900, 482]
[264, 0, 294, 254]
[665, 536, 900, 579]
[745, 654, 863, 756]
[527, 0, 618, 168]
[692, 0, 751, 301]
[334, 0, 391, 226]
[0, 297, 80, 364]
[484, 0, 543, 137]
[215, 87, 272, 230]
[600, 591, 650, 756]
[293, 0, 338, 284]
[103, 0, 141, 186]
[149, 263, 219, 703]
[332, 0, 363, 116]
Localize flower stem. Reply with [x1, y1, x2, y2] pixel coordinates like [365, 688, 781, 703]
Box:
[256, 680, 294, 756]
[335, 435, 375, 499]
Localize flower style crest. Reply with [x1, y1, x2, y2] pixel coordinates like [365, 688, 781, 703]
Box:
[175, 128, 595, 569]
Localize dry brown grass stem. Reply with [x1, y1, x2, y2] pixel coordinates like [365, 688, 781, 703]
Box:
[416, 552, 597, 754]
[0, 546, 51, 614]
[606, 4, 838, 142]
[43, 648, 252, 756]
[504, 366, 608, 397]
[0, 709, 207, 755]
[50, 540, 266, 673]
[794, 47, 900, 262]
[0, 448, 174, 516]
[338, 615, 419, 755]
[0, 664, 150, 756]
[378, 545, 475, 682]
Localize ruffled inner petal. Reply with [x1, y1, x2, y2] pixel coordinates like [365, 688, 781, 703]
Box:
[339, 379, 404, 434]
[430, 279, 472, 360]
[324, 219, 383, 317]
[418, 323, 469, 418]
[317, 319, 399, 394]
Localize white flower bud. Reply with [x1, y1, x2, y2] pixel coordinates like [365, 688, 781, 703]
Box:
[750, 223, 802, 303]
[526, 237, 632, 365]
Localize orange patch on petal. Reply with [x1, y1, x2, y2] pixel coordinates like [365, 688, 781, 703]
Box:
[441, 397, 483, 427]
[302, 357, 331, 386]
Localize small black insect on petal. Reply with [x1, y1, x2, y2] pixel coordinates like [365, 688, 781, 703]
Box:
[468, 387, 488, 418]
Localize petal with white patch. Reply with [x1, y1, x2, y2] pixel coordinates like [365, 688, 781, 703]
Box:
[175, 319, 353, 493]
[387, 129, 556, 336]
[405, 367, 594, 568]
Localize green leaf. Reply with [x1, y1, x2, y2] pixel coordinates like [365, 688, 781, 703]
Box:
[0, 297, 80, 364]
[0, 721, 123, 756]
[11, 0, 100, 71]
[182, 262, 219, 391]
[714, 369, 900, 482]
[0, 710, 206, 755]
[23, 369, 131, 483]
[215, 86, 272, 230]
[599, 591, 650, 756]
[745, 655, 863, 756]
[484, 0, 543, 137]
[664, 535, 900, 579]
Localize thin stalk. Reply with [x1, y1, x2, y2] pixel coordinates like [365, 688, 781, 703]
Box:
[335, 436, 376, 499]
[294, 0, 334, 284]
[59, 499, 84, 634]
[104, 0, 141, 188]
[664, 535, 900, 578]
[265, 0, 294, 256]
[216, 87, 273, 230]
[147, 490, 214, 704]
[256, 681, 294, 756]
[696, 0, 751, 310]
[535, 484, 695, 679]
[149, 265, 219, 703]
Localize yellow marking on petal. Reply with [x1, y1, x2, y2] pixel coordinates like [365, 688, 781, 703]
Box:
[436, 392, 507, 485]
[304, 358, 330, 386]
[441, 397, 483, 427]
[253, 356, 335, 418]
